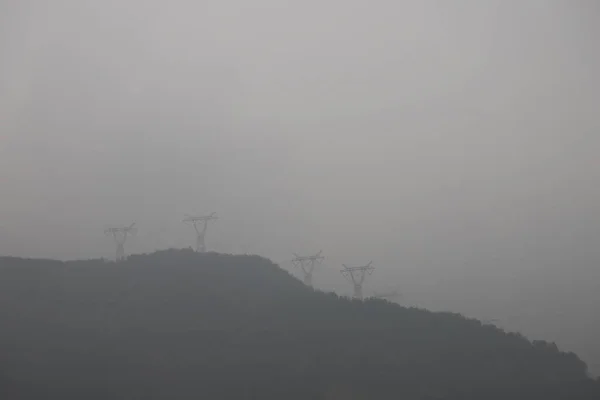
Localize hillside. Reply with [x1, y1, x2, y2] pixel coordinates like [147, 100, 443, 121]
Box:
[0, 249, 598, 399]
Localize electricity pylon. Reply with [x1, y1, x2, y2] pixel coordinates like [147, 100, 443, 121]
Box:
[291, 251, 324, 287]
[341, 262, 374, 300]
[183, 212, 217, 252]
[104, 222, 136, 262]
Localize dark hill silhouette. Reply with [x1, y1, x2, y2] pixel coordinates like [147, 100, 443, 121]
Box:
[0, 249, 598, 399]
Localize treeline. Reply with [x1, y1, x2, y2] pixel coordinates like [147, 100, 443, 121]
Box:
[0, 249, 598, 399]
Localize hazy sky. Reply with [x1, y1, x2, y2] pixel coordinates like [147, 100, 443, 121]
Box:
[1, 0, 599, 371]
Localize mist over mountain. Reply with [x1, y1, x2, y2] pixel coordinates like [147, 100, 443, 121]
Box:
[1, 0, 600, 383]
[0, 250, 599, 399]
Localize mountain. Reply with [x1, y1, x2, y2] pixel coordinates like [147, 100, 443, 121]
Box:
[0, 249, 598, 399]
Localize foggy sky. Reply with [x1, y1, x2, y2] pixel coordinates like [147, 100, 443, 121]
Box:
[1, 1, 599, 372]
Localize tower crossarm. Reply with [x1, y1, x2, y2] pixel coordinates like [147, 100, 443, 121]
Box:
[182, 213, 218, 223]
[341, 262, 374, 282]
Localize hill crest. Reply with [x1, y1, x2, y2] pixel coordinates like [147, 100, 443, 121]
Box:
[0, 249, 598, 399]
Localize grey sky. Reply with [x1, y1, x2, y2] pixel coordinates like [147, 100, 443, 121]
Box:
[1, 0, 599, 372]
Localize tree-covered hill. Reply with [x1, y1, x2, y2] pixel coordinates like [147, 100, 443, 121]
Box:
[0, 249, 598, 399]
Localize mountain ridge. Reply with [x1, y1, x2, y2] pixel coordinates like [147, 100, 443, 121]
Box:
[0, 249, 598, 399]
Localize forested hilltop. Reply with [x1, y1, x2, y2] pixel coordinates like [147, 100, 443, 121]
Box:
[0, 249, 598, 399]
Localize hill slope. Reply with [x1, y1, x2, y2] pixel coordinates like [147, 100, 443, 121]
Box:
[0, 249, 598, 399]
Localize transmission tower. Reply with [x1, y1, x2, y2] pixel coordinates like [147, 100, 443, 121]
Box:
[341, 262, 375, 300]
[104, 222, 136, 262]
[291, 251, 324, 287]
[183, 212, 218, 252]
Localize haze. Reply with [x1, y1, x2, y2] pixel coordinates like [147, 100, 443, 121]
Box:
[1, 1, 599, 373]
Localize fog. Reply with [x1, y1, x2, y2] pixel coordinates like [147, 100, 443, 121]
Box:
[1, 1, 599, 372]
